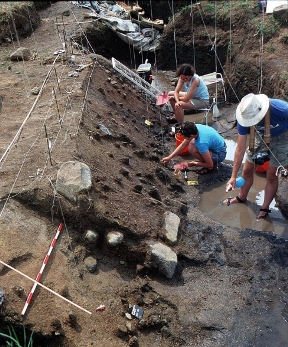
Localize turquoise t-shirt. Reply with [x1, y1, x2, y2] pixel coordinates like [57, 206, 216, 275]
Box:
[184, 74, 209, 100]
[237, 98, 288, 136]
[194, 124, 225, 154]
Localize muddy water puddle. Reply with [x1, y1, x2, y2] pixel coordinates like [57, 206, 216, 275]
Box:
[199, 138, 288, 239]
[152, 71, 288, 238]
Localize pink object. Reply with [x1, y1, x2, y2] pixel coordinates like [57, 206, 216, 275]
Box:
[96, 304, 105, 311]
[21, 223, 64, 316]
[156, 92, 169, 105]
[174, 162, 189, 171]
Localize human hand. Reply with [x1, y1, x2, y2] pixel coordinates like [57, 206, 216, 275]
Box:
[225, 179, 236, 193]
[174, 162, 189, 171]
[162, 157, 170, 164]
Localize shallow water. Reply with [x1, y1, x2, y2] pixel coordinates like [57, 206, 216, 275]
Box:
[153, 71, 288, 239]
[199, 138, 288, 239]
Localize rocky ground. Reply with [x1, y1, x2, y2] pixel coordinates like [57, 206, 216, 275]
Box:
[0, 1, 287, 347]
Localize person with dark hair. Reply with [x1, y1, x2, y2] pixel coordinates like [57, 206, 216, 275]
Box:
[162, 122, 226, 174]
[166, 64, 210, 124]
[222, 93, 288, 219]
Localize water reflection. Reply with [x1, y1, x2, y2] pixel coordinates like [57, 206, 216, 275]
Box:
[199, 138, 288, 239]
[224, 139, 246, 163]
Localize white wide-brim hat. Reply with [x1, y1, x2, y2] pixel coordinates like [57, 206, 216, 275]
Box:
[236, 93, 269, 127]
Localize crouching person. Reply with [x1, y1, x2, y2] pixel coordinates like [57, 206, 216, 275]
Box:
[162, 122, 227, 174]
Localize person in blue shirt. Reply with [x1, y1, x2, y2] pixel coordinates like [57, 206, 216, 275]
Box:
[223, 93, 288, 219]
[257, 0, 267, 13]
[166, 64, 210, 124]
[162, 122, 226, 174]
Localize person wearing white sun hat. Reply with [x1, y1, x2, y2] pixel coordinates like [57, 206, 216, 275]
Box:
[223, 93, 288, 219]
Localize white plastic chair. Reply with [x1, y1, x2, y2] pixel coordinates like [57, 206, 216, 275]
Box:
[198, 72, 226, 125]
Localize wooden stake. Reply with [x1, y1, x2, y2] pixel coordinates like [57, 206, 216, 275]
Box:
[44, 124, 53, 166]
[53, 67, 61, 92]
[52, 87, 61, 123]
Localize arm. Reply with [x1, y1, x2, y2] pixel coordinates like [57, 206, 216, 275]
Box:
[188, 151, 214, 169]
[162, 138, 190, 164]
[172, 79, 185, 104]
[180, 77, 199, 102]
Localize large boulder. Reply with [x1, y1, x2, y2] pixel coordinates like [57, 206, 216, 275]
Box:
[56, 161, 92, 204]
[146, 242, 177, 279]
[273, 4, 288, 22]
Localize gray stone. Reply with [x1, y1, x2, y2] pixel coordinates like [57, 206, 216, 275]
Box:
[107, 231, 124, 246]
[125, 312, 132, 320]
[84, 256, 97, 273]
[85, 230, 99, 244]
[10, 47, 32, 61]
[273, 4, 288, 22]
[147, 243, 177, 279]
[56, 161, 92, 203]
[163, 211, 180, 244]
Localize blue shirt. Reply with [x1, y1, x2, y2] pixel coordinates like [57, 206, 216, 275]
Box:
[184, 74, 209, 100]
[194, 124, 225, 154]
[238, 98, 288, 136]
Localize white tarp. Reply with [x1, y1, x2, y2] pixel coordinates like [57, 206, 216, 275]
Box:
[266, 0, 288, 13]
[72, 1, 161, 52]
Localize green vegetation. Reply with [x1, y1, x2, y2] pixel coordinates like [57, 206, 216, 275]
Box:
[178, 5, 191, 14]
[252, 16, 280, 40]
[0, 325, 34, 347]
[0, 2, 25, 23]
[279, 72, 288, 80]
[268, 44, 276, 53]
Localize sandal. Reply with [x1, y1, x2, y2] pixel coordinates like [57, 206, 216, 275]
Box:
[222, 195, 247, 206]
[166, 116, 178, 124]
[195, 167, 214, 175]
[256, 208, 271, 219]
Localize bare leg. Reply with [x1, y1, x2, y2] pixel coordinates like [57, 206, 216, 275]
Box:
[168, 91, 196, 123]
[168, 91, 176, 113]
[222, 160, 254, 204]
[257, 165, 278, 218]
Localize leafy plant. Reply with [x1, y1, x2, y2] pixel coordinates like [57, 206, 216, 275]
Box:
[279, 72, 288, 80]
[252, 17, 280, 40]
[268, 44, 276, 53]
[179, 5, 191, 14]
[204, 3, 214, 12]
[0, 325, 34, 347]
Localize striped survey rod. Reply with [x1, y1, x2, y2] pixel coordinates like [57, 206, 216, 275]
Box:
[21, 223, 64, 316]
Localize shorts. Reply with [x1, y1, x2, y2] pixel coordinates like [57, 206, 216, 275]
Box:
[190, 99, 209, 109]
[211, 146, 227, 165]
[246, 128, 288, 167]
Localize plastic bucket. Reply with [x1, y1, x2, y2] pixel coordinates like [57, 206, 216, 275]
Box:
[175, 133, 189, 156]
[255, 161, 269, 173]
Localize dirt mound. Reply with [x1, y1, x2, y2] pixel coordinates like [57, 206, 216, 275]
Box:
[0, 2, 287, 347]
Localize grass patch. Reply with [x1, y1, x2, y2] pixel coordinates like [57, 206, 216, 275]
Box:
[0, 325, 34, 347]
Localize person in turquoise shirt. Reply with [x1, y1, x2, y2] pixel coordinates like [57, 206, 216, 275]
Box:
[167, 64, 210, 124]
[162, 122, 226, 174]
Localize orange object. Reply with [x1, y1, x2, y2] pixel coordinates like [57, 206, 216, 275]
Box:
[255, 161, 269, 173]
[175, 133, 189, 156]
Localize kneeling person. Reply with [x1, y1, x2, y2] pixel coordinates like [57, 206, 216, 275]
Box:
[162, 122, 227, 174]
